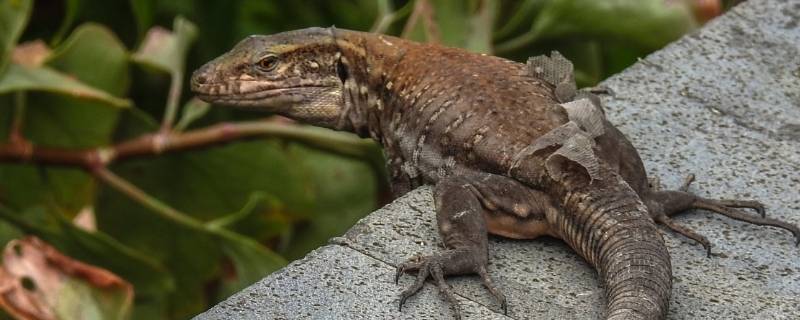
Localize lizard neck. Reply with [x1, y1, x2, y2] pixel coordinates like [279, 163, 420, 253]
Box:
[332, 31, 408, 143]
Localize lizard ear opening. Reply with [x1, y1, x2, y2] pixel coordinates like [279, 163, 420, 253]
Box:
[336, 57, 349, 83]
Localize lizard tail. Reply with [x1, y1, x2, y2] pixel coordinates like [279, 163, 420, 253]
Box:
[551, 170, 672, 320]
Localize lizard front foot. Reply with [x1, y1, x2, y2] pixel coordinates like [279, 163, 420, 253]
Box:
[395, 249, 507, 319]
[393, 175, 510, 319]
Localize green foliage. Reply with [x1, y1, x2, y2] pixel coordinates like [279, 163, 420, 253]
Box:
[401, 0, 699, 85]
[0, 0, 711, 319]
[0, 0, 32, 73]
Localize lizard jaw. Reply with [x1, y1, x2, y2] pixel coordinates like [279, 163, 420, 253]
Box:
[193, 82, 332, 108]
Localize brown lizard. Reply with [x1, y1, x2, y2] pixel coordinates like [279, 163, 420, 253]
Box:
[190, 27, 799, 320]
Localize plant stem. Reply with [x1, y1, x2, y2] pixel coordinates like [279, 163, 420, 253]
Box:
[494, 29, 540, 55]
[492, 0, 538, 40]
[10, 91, 27, 143]
[370, 0, 413, 34]
[160, 71, 183, 134]
[92, 167, 207, 231]
[0, 121, 372, 166]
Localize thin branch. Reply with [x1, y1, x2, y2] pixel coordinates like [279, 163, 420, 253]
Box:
[401, 0, 440, 43]
[0, 119, 391, 206]
[0, 120, 376, 169]
[10, 91, 26, 144]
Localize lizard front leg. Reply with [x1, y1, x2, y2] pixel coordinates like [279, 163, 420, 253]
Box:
[395, 172, 560, 319]
[395, 174, 504, 319]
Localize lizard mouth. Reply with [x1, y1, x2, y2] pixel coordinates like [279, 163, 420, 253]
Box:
[193, 82, 332, 106]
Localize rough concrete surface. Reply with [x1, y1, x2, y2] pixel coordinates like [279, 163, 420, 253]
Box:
[195, 0, 800, 319]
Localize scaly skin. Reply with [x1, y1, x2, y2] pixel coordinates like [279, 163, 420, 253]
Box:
[191, 27, 800, 320]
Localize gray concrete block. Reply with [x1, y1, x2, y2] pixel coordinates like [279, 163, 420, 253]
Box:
[196, 0, 800, 319]
[196, 244, 509, 320]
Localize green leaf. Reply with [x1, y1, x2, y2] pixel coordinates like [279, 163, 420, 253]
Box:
[0, 64, 130, 108]
[524, 0, 697, 51]
[56, 277, 132, 320]
[95, 139, 307, 317]
[46, 23, 131, 96]
[131, 16, 197, 76]
[92, 169, 222, 319]
[94, 125, 378, 313]
[280, 144, 377, 260]
[194, 189, 288, 300]
[0, 0, 32, 74]
[0, 21, 131, 215]
[174, 98, 210, 132]
[216, 229, 286, 298]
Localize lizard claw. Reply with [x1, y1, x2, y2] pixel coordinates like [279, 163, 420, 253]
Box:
[396, 256, 462, 317]
[477, 266, 508, 314]
[654, 213, 714, 257]
[395, 250, 507, 318]
[397, 261, 428, 312]
[395, 255, 423, 284]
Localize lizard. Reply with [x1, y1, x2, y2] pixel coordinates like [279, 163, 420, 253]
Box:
[190, 27, 800, 320]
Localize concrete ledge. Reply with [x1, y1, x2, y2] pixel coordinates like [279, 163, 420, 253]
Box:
[195, 0, 800, 319]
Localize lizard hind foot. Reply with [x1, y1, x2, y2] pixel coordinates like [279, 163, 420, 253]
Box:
[647, 174, 800, 252]
[692, 197, 800, 246]
[678, 175, 765, 218]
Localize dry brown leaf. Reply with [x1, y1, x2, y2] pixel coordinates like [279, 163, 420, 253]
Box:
[0, 237, 133, 320]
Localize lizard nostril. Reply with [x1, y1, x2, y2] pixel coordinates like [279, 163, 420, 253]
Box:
[191, 65, 214, 88]
[190, 69, 213, 93]
[194, 74, 208, 85]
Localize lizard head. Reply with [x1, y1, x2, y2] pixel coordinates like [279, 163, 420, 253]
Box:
[191, 27, 346, 128]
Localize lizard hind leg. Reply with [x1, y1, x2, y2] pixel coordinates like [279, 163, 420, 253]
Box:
[395, 175, 507, 319]
[646, 174, 800, 256]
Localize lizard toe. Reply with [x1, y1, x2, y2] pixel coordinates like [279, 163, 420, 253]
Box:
[395, 249, 508, 318]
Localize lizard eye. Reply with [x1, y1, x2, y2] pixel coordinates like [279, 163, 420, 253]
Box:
[256, 55, 279, 72]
